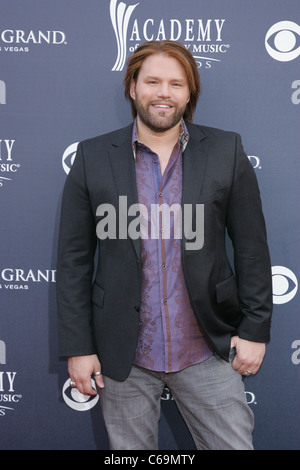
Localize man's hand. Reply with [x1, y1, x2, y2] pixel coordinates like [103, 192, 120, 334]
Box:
[68, 354, 104, 395]
[230, 336, 266, 376]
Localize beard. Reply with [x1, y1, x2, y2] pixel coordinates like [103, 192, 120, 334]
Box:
[134, 95, 186, 133]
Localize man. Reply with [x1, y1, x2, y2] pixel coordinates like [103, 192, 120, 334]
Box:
[56, 41, 272, 450]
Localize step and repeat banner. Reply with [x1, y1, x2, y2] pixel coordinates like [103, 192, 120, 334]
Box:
[1, 0, 299, 450]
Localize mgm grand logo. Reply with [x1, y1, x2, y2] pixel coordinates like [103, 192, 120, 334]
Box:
[0, 268, 56, 290]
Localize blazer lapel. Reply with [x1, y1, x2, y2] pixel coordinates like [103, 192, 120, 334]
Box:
[108, 124, 141, 259]
[182, 124, 209, 251]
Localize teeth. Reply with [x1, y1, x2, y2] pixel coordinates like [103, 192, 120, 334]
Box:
[153, 105, 171, 108]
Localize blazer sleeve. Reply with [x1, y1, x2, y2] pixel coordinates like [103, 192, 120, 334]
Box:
[226, 134, 273, 343]
[56, 142, 97, 357]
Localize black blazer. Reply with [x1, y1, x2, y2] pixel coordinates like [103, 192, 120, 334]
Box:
[56, 122, 272, 381]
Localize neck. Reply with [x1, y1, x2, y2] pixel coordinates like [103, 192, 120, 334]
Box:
[136, 116, 181, 149]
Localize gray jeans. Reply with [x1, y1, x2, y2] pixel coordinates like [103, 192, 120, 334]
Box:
[98, 352, 254, 450]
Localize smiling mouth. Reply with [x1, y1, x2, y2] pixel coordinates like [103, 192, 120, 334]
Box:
[151, 104, 173, 110]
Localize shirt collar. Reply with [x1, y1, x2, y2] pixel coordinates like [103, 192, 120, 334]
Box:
[132, 118, 190, 159]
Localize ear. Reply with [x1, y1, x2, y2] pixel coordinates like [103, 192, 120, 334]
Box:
[129, 79, 136, 101]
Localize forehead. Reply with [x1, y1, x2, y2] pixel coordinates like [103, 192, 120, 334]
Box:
[138, 53, 188, 80]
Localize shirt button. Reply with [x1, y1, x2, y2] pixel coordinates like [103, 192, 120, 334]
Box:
[159, 192, 163, 197]
[164, 300, 168, 304]
[162, 264, 166, 269]
[135, 306, 140, 312]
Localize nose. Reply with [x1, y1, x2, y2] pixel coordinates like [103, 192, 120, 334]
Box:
[156, 82, 171, 98]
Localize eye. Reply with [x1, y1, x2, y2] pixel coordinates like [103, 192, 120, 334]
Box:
[272, 266, 298, 304]
[62, 142, 78, 175]
[62, 379, 99, 411]
[265, 21, 300, 61]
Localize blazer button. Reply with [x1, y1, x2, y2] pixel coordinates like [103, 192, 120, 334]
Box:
[135, 305, 140, 312]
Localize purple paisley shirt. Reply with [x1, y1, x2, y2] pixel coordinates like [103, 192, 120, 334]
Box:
[132, 119, 212, 372]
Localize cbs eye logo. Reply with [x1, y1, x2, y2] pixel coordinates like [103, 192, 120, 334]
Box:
[62, 142, 78, 175]
[265, 21, 300, 62]
[62, 379, 99, 411]
[272, 266, 298, 305]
